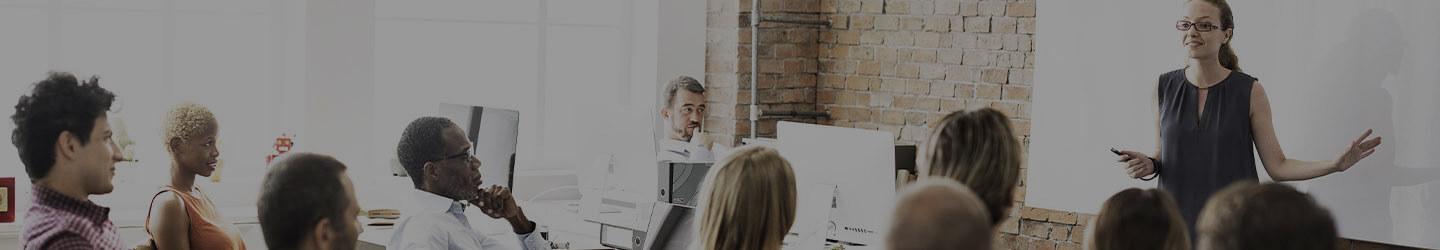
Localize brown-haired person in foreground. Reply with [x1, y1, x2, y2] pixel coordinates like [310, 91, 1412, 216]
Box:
[1196, 182, 1338, 250]
[1091, 188, 1190, 250]
[887, 178, 993, 250]
[918, 107, 1024, 228]
[695, 145, 797, 250]
[258, 152, 362, 250]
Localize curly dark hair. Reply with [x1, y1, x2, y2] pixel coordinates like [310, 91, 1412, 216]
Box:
[396, 116, 455, 188]
[12, 72, 116, 180]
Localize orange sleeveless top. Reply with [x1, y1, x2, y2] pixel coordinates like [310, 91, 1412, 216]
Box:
[146, 187, 247, 250]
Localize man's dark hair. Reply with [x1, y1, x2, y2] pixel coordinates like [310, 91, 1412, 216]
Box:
[396, 116, 454, 188]
[258, 152, 350, 249]
[11, 72, 116, 180]
[663, 76, 705, 108]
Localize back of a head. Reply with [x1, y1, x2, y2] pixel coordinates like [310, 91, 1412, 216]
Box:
[258, 152, 351, 250]
[888, 178, 993, 250]
[1197, 182, 1337, 250]
[1092, 188, 1190, 250]
[918, 107, 1022, 226]
[696, 145, 797, 250]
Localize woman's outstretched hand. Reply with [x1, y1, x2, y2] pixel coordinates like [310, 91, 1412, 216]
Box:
[1333, 129, 1382, 173]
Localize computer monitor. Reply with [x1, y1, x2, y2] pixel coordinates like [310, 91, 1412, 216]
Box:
[894, 145, 917, 173]
[438, 103, 520, 189]
[777, 121, 896, 246]
[643, 202, 697, 250]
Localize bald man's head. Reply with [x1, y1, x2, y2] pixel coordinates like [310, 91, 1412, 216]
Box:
[888, 178, 993, 250]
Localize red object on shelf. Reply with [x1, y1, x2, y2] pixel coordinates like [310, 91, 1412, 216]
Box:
[1, 177, 14, 223]
[266, 134, 295, 166]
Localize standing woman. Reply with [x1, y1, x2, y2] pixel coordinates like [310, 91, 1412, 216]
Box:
[1114, 0, 1383, 230]
[146, 102, 247, 249]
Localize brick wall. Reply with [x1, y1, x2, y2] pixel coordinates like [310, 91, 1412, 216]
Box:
[707, 0, 827, 146]
[706, 0, 1081, 248]
[812, 0, 1071, 247]
[811, 0, 1077, 248]
[703, 0, 1425, 249]
[816, 0, 1034, 146]
[705, 0, 744, 146]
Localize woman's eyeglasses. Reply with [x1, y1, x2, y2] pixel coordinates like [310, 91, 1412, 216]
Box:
[1176, 20, 1224, 32]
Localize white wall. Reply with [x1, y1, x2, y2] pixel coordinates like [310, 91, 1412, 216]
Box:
[359, 0, 681, 208]
[0, 0, 304, 228]
[0, 0, 707, 239]
[1027, 0, 1440, 248]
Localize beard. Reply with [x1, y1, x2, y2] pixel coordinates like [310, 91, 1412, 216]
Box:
[672, 129, 692, 141]
[89, 162, 116, 194]
[670, 123, 700, 141]
[435, 170, 479, 201]
[329, 232, 358, 250]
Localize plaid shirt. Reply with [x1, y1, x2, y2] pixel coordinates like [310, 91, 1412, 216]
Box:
[21, 185, 124, 250]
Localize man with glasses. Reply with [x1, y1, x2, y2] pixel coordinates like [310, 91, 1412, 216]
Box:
[389, 117, 549, 250]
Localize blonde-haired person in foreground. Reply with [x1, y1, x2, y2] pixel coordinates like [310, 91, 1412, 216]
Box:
[887, 178, 992, 250]
[1090, 188, 1189, 250]
[696, 145, 797, 250]
[918, 107, 1024, 228]
[1196, 181, 1337, 250]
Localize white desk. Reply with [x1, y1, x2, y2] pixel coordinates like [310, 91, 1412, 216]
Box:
[357, 199, 607, 250]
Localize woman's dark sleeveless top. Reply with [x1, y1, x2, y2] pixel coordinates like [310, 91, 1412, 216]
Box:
[1157, 68, 1259, 230]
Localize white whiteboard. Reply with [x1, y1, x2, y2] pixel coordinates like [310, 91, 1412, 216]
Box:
[1026, 0, 1440, 248]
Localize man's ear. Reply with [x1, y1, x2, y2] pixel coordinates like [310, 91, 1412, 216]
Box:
[660, 106, 671, 119]
[312, 217, 334, 248]
[421, 161, 439, 187]
[55, 131, 81, 161]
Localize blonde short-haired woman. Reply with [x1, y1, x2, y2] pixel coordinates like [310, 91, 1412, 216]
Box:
[145, 102, 246, 250]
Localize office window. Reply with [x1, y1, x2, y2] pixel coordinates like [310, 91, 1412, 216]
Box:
[371, 0, 643, 175]
[0, 2, 288, 221]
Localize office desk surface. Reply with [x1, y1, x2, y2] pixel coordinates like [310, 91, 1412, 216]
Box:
[357, 200, 606, 250]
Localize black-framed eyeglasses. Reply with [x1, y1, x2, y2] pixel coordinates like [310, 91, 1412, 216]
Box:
[1176, 20, 1224, 32]
[432, 149, 476, 164]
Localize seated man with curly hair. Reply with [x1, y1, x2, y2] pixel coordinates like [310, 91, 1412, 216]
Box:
[13, 72, 126, 249]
